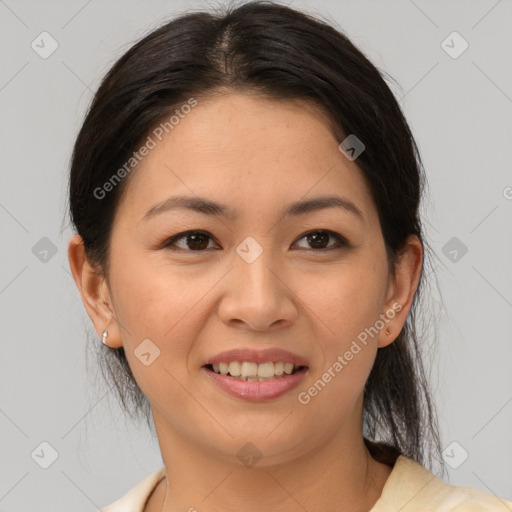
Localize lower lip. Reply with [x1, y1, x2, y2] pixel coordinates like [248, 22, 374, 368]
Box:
[203, 367, 308, 401]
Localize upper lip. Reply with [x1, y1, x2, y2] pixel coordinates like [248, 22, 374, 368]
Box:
[204, 347, 309, 367]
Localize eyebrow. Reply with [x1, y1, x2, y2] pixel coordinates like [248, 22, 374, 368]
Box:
[142, 194, 364, 222]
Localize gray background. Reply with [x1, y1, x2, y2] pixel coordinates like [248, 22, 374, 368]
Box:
[1, 0, 511, 510]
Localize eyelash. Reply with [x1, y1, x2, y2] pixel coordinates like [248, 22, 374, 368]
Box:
[161, 230, 349, 252]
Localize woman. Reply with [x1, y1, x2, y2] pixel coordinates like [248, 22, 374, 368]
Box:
[67, 1, 512, 510]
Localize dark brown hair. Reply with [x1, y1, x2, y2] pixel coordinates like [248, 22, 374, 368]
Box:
[67, 0, 444, 474]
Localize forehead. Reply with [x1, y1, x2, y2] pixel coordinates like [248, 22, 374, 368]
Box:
[116, 92, 378, 225]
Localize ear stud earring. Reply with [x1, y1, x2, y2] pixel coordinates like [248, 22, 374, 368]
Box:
[385, 328, 391, 337]
[102, 329, 109, 345]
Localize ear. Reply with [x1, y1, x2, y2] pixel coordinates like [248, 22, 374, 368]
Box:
[378, 235, 423, 348]
[67, 234, 123, 348]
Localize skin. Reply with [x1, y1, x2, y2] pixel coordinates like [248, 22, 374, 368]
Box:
[68, 90, 422, 512]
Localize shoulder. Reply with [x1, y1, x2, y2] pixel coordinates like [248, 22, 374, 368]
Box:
[372, 455, 512, 511]
[100, 466, 166, 512]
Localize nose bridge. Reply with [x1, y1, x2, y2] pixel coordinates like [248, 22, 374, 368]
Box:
[234, 235, 280, 301]
[218, 235, 296, 330]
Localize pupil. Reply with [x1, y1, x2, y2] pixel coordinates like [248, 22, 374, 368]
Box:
[189, 234, 208, 250]
[308, 231, 328, 249]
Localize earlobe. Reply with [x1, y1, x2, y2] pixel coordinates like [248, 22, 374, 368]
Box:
[67, 234, 122, 348]
[378, 235, 423, 348]
[378, 317, 398, 349]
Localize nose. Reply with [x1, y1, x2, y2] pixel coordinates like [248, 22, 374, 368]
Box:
[217, 245, 298, 332]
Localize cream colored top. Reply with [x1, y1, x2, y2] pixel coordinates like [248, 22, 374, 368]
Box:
[101, 455, 512, 511]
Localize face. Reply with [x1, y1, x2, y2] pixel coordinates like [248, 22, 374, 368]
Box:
[76, 91, 416, 467]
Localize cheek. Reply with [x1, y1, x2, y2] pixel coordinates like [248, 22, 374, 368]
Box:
[315, 258, 389, 339]
[109, 240, 203, 334]
[107, 248, 211, 385]
[295, 264, 385, 428]
[302, 253, 388, 392]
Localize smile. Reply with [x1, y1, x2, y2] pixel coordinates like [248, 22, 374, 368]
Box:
[203, 362, 308, 401]
[207, 361, 304, 380]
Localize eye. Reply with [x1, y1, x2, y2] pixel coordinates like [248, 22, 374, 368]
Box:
[162, 230, 218, 251]
[161, 229, 348, 252]
[293, 230, 348, 251]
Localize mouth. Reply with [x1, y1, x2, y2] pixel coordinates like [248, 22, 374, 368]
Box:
[202, 356, 309, 401]
[203, 361, 308, 382]
[202, 347, 309, 401]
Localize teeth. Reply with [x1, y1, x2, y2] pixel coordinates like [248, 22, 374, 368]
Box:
[284, 362, 294, 375]
[274, 362, 284, 376]
[257, 362, 275, 378]
[209, 361, 303, 380]
[240, 361, 258, 377]
[228, 361, 241, 376]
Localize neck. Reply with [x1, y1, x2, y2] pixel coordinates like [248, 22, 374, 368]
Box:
[146, 410, 392, 512]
